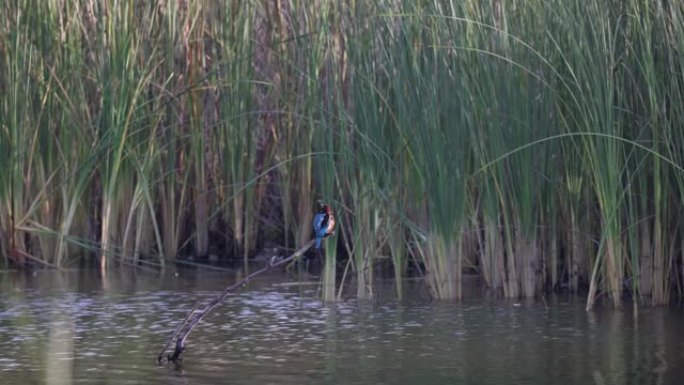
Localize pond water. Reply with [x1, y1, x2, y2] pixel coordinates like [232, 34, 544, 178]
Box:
[0, 268, 683, 385]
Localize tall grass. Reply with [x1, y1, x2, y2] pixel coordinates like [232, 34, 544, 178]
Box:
[2, 0, 684, 307]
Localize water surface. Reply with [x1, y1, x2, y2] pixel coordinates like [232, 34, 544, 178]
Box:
[1, 269, 683, 384]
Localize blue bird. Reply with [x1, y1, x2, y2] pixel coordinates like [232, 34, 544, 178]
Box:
[313, 202, 335, 249]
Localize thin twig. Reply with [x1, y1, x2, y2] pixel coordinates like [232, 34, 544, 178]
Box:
[157, 239, 315, 364]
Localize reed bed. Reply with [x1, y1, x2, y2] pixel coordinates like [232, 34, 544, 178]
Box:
[2, 0, 684, 308]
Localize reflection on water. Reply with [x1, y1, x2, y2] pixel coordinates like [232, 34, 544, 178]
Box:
[45, 308, 74, 385]
[0, 269, 683, 385]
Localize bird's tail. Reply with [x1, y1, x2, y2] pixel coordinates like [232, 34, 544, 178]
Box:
[315, 236, 322, 249]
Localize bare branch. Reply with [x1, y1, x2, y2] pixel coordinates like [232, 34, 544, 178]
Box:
[157, 239, 316, 364]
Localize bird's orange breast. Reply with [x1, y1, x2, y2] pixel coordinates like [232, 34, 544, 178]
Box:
[325, 213, 335, 235]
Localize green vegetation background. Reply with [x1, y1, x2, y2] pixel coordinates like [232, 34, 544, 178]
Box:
[1, 0, 683, 308]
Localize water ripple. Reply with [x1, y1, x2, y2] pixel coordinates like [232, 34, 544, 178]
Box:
[0, 271, 683, 385]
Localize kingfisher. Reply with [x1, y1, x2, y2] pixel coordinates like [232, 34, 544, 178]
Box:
[313, 202, 335, 249]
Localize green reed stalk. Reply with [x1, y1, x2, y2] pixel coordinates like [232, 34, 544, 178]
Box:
[387, 3, 475, 299]
[624, 0, 677, 305]
[213, 1, 255, 263]
[664, 3, 684, 302]
[0, 1, 70, 265]
[342, 5, 393, 300]
[273, 12, 308, 252]
[546, 0, 624, 309]
[96, 1, 161, 271]
[0, 2, 32, 265]
[145, 0, 184, 262]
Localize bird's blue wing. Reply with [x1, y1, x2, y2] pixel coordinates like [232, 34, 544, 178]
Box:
[313, 213, 326, 248]
[313, 213, 325, 232]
